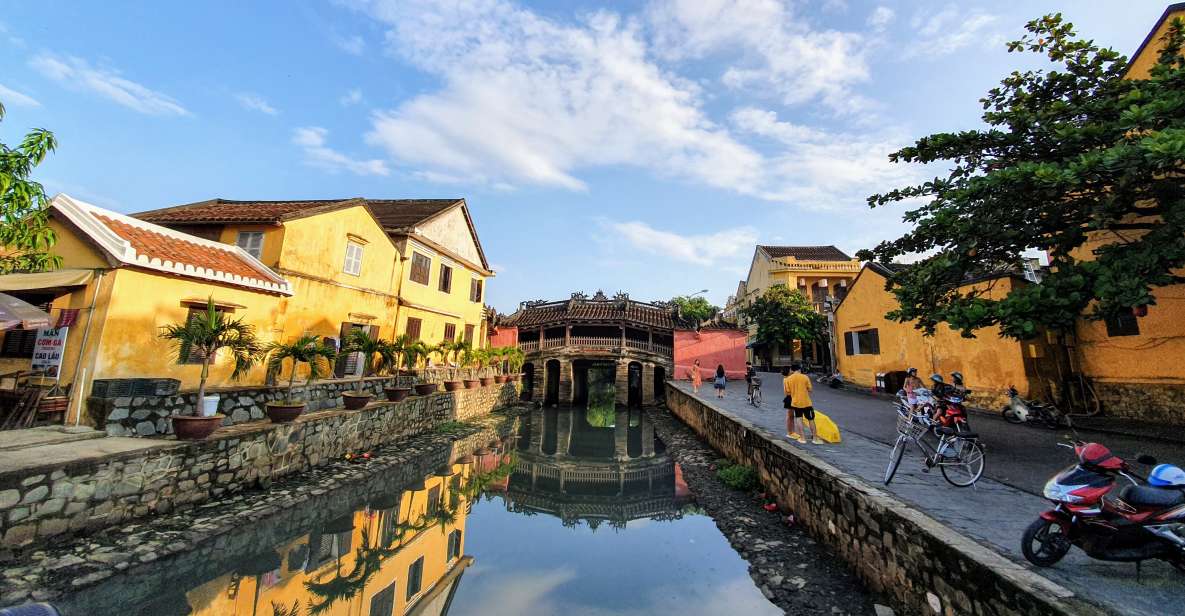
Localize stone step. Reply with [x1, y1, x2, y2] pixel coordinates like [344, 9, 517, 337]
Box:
[0, 425, 106, 453]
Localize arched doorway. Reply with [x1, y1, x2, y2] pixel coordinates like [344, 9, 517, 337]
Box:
[627, 361, 643, 408]
[653, 365, 666, 403]
[545, 359, 561, 407]
[522, 363, 535, 401]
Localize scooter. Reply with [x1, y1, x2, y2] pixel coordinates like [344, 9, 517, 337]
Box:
[1022, 441, 1185, 573]
[1002, 386, 1064, 429]
[817, 371, 844, 389]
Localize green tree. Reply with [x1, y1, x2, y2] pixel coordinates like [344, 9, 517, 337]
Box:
[860, 14, 1185, 340]
[264, 334, 337, 404]
[0, 100, 60, 273]
[342, 329, 394, 392]
[671, 295, 718, 325]
[158, 298, 263, 414]
[739, 285, 826, 362]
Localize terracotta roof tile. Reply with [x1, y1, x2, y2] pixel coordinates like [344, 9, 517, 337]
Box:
[96, 215, 264, 280]
[134, 198, 463, 229]
[504, 297, 680, 330]
[760, 245, 852, 261]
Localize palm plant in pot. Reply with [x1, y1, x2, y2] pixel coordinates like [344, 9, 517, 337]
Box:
[405, 340, 438, 395]
[435, 339, 462, 392]
[263, 334, 336, 423]
[341, 329, 392, 410]
[459, 343, 480, 388]
[476, 347, 495, 386]
[506, 347, 526, 382]
[158, 298, 263, 440]
[382, 335, 412, 402]
[492, 346, 511, 383]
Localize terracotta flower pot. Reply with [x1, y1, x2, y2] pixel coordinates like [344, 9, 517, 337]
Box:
[265, 402, 306, 423]
[480, 377, 495, 386]
[172, 414, 224, 440]
[443, 380, 464, 392]
[495, 375, 510, 384]
[385, 387, 411, 402]
[463, 379, 480, 389]
[414, 383, 438, 396]
[342, 392, 372, 410]
[512, 373, 522, 382]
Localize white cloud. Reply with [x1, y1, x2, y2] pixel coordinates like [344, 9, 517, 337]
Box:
[647, 0, 873, 114]
[29, 53, 188, 116]
[292, 126, 389, 176]
[602, 220, 758, 266]
[0, 83, 40, 107]
[334, 33, 365, 55]
[340, 88, 363, 106]
[867, 6, 894, 31]
[235, 92, 278, 115]
[907, 8, 998, 57]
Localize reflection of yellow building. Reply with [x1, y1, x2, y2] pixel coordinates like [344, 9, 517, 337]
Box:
[186, 460, 474, 616]
[735, 246, 861, 368]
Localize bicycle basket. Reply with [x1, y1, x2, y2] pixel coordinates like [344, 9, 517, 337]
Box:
[895, 409, 927, 439]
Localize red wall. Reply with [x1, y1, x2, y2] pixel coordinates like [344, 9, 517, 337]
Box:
[488, 325, 518, 348]
[674, 328, 748, 381]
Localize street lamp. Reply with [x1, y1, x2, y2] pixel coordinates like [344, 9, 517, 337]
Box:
[686, 289, 709, 297]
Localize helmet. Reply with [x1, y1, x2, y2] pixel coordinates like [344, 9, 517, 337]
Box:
[907, 367, 918, 375]
[951, 371, 964, 385]
[930, 374, 944, 385]
[1148, 464, 1185, 487]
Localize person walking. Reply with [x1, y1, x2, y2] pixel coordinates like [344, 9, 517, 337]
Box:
[689, 359, 702, 394]
[784, 363, 822, 444]
[713, 364, 727, 398]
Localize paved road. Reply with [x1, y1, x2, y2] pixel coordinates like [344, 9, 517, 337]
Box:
[674, 376, 1185, 616]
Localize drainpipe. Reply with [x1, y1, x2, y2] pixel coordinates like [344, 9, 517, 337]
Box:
[68, 269, 105, 426]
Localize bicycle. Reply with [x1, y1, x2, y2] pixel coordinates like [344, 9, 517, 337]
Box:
[748, 376, 762, 407]
[884, 400, 986, 487]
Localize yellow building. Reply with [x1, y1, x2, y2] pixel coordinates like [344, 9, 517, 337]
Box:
[1069, 3, 1185, 423]
[184, 458, 474, 615]
[735, 245, 861, 368]
[834, 263, 1056, 408]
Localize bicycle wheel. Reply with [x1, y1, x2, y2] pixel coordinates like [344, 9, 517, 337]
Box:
[884, 435, 908, 485]
[752, 388, 761, 406]
[941, 439, 985, 487]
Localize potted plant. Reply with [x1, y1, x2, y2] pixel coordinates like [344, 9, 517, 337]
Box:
[263, 334, 335, 423]
[406, 340, 437, 395]
[506, 347, 525, 382]
[341, 329, 392, 410]
[383, 335, 412, 402]
[492, 347, 511, 383]
[476, 348, 495, 386]
[159, 298, 263, 439]
[436, 340, 463, 391]
[459, 343, 480, 388]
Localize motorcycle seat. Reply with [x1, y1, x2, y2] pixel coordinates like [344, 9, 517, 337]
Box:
[1120, 485, 1185, 508]
[935, 427, 977, 439]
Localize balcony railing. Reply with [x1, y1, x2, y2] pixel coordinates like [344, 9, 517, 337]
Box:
[518, 335, 672, 356]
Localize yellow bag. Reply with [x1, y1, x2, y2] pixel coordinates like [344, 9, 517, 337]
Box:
[813, 410, 842, 443]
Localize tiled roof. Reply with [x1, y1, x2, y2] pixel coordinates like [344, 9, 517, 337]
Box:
[133, 197, 463, 229]
[503, 294, 681, 330]
[50, 195, 291, 295]
[759, 245, 852, 261]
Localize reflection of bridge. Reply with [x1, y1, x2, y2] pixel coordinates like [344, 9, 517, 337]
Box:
[498, 407, 691, 527]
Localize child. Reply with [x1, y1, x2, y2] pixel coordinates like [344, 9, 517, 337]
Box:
[784, 364, 822, 444]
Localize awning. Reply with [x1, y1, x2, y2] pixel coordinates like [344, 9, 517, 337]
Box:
[0, 269, 94, 291]
[0, 293, 52, 330]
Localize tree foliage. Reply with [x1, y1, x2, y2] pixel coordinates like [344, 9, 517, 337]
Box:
[0, 100, 60, 273]
[671, 295, 718, 324]
[158, 298, 263, 412]
[859, 14, 1185, 339]
[739, 285, 826, 351]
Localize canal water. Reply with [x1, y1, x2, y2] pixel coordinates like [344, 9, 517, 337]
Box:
[48, 407, 780, 616]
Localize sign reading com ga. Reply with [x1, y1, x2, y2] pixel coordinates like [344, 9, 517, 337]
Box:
[32, 327, 69, 378]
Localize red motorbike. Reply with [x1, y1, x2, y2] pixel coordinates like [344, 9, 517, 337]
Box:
[1022, 441, 1185, 572]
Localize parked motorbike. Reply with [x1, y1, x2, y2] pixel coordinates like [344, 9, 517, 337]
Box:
[1022, 441, 1185, 572]
[1002, 386, 1063, 429]
[896, 385, 971, 433]
[817, 371, 845, 389]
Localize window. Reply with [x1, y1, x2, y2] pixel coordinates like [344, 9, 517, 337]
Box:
[236, 231, 264, 259]
[342, 241, 364, 276]
[406, 557, 424, 600]
[843, 329, 880, 355]
[447, 529, 463, 561]
[179, 305, 229, 364]
[410, 252, 431, 285]
[0, 329, 38, 358]
[469, 278, 483, 302]
[427, 485, 441, 515]
[406, 317, 423, 341]
[464, 324, 475, 345]
[443, 323, 457, 342]
[438, 263, 453, 293]
[370, 581, 396, 616]
[1105, 313, 1140, 337]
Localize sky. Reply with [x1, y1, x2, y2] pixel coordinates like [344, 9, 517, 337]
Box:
[0, 1, 1170, 313]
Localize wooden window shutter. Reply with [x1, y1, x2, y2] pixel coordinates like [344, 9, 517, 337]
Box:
[843, 332, 854, 356]
[406, 317, 423, 341]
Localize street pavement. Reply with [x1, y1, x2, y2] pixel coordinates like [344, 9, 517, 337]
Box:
[672, 375, 1185, 616]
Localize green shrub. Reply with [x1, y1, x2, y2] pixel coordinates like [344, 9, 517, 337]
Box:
[434, 421, 475, 435]
[717, 463, 758, 491]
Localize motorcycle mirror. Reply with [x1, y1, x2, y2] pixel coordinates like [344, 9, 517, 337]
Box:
[1136, 454, 1158, 466]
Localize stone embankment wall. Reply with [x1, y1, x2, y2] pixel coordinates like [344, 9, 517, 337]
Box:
[90, 367, 501, 437]
[665, 383, 1105, 616]
[0, 382, 517, 549]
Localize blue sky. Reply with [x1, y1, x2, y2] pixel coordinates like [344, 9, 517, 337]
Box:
[0, 1, 1169, 313]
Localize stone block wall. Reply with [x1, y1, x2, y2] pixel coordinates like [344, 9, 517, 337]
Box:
[664, 383, 1104, 616]
[0, 382, 518, 548]
[1092, 380, 1185, 424]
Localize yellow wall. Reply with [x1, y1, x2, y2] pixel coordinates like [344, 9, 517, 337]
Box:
[185, 461, 472, 616]
[395, 237, 487, 348]
[216, 224, 286, 267]
[834, 268, 1043, 406]
[1125, 7, 1185, 79]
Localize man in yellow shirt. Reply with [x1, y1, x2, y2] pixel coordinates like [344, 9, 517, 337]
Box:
[783, 364, 823, 444]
